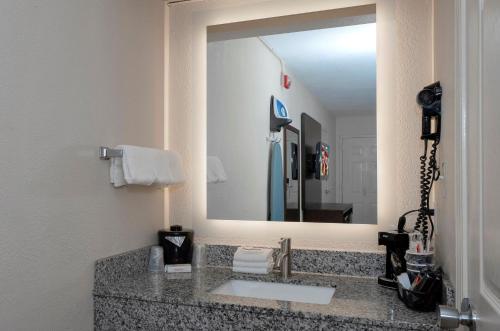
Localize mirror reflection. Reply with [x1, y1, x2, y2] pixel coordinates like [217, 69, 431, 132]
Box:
[207, 16, 377, 224]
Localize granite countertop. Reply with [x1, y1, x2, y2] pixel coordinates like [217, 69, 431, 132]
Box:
[94, 266, 438, 330]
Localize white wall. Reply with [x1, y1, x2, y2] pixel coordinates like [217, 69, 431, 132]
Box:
[433, 0, 457, 286]
[0, 1, 165, 330]
[207, 37, 278, 221]
[207, 37, 335, 220]
[168, 0, 433, 250]
[335, 115, 377, 138]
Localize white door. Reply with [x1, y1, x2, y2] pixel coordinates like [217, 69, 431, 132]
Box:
[341, 137, 377, 224]
[456, 0, 500, 329]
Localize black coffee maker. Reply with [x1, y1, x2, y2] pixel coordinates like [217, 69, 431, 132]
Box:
[378, 230, 409, 289]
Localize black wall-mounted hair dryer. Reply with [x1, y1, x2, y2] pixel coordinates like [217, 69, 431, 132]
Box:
[411, 81, 442, 250]
[417, 82, 442, 141]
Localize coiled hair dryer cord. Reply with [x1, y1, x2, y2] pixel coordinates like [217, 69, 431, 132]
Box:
[414, 139, 440, 249]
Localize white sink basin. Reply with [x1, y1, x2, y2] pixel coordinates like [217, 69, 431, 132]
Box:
[210, 280, 335, 304]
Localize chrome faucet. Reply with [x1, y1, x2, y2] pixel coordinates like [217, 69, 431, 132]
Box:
[275, 238, 291, 280]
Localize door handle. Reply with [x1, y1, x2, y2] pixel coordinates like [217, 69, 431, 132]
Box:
[438, 298, 477, 330]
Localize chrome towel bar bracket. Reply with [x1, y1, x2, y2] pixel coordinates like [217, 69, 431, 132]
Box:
[99, 146, 123, 160]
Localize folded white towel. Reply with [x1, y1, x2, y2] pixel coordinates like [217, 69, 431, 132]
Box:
[232, 265, 273, 274]
[233, 257, 274, 268]
[234, 247, 273, 263]
[207, 156, 227, 184]
[110, 145, 185, 187]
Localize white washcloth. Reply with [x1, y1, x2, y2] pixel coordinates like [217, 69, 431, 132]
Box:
[110, 145, 185, 187]
[234, 247, 273, 263]
[233, 257, 274, 268]
[207, 156, 227, 184]
[232, 265, 273, 274]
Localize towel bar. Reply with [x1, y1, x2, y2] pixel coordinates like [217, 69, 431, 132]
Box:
[99, 146, 123, 160]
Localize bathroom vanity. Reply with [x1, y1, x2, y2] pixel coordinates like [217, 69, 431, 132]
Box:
[93, 246, 451, 330]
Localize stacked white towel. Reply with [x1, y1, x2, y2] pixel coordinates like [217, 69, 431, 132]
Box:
[232, 247, 274, 274]
[110, 145, 185, 187]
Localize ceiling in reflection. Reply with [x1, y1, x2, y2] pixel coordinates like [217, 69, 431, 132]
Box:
[262, 23, 376, 116]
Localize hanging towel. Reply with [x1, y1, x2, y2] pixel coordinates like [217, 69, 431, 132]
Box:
[234, 247, 273, 263]
[270, 142, 285, 221]
[110, 157, 127, 187]
[207, 156, 228, 183]
[110, 145, 185, 187]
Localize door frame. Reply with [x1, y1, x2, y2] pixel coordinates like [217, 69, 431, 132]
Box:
[283, 124, 300, 222]
[453, 0, 468, 308]
[336, 135, 377, 204]
[456, 0, 500, 322]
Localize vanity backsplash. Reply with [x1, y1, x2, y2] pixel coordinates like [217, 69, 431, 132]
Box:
[205, 244, 385, 277]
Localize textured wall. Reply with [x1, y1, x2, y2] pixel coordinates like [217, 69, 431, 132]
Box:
[168, 0, 433, 249]
[0, 1, 164, 330]
[391, 0, 435, 225]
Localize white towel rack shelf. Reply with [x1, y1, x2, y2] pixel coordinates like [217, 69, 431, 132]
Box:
[99, 146, 123, 160]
